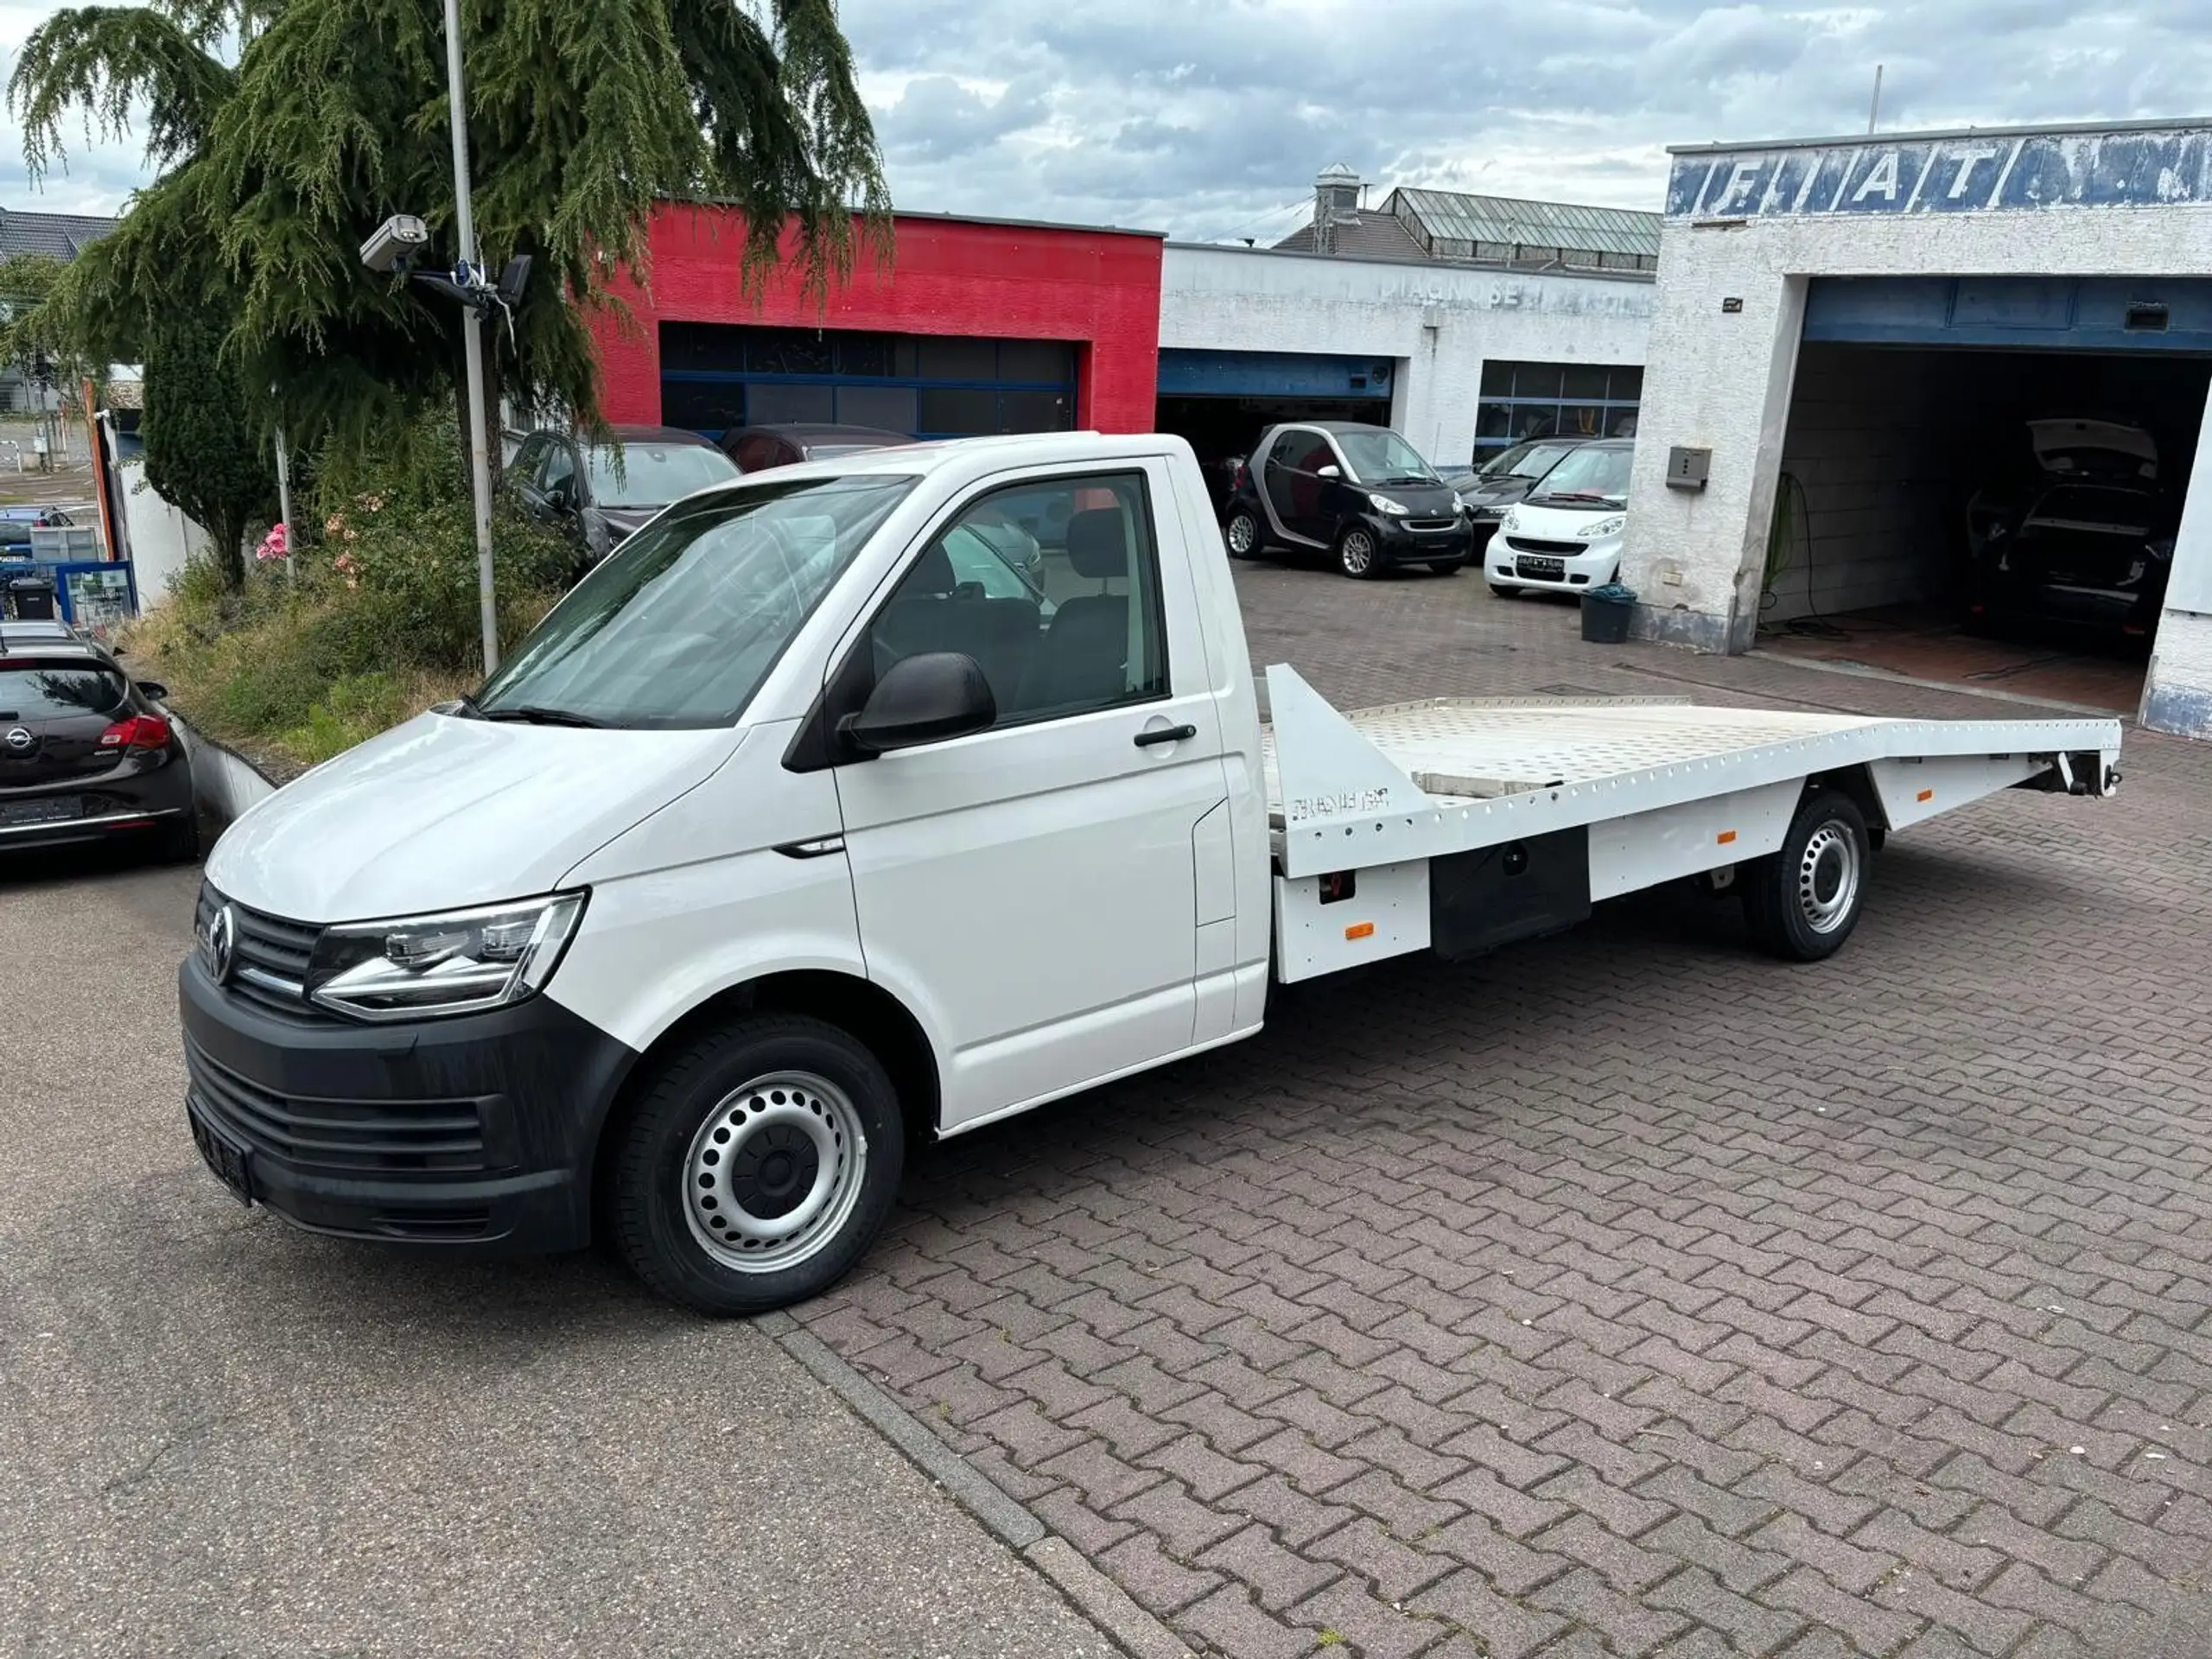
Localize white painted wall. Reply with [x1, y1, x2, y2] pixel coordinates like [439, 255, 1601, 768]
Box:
[1159, 244, 1654, 474]
[1766, 345, 1959, 621]
[1620, 176, 2212, 736]
[119, 455, 212, 603]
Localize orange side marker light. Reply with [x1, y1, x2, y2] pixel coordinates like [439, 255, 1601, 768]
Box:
[1916, 788, 1934, 803]
[1716, 830, 1738, 845]
[1344, 922, 1375, 941]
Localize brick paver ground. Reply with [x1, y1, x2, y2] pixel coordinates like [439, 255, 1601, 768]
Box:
[798, 564, 2212, 1659]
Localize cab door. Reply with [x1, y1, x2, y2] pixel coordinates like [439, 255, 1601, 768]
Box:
[825, 461, 1229, 1131]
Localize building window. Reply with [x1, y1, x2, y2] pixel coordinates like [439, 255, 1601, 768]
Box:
[658, 324, 1078, 440]
[1473, 361, 1643, 454]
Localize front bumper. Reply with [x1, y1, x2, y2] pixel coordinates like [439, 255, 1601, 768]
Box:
[1489, 535, 1620, 592]
[178, 953, 637, 1254]
[1371, 515, 1474, 564]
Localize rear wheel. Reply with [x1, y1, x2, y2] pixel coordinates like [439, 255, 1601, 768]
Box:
[1337, 526, 1381, 580]
[1224, 510, 1262, 559]
[1741, 789, 1871, 962]
[612, 1014, 905, 1315]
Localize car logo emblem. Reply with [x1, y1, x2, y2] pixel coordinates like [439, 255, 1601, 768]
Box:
[3, 727, 30, 753]
[200, 904, 237, 984]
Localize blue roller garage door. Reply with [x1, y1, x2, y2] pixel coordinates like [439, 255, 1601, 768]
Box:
[1157, 349, 1393, 400]
[1804, 276, 2212, 353]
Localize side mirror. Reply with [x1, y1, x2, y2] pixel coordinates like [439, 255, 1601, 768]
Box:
[1316, 464, 1341, 480]
[839, 652, 995, 755]
[136, 680, 168, 700]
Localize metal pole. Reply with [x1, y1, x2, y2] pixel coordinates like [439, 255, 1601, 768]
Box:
[272, 422, 296, 583]
[1867, 64, 1884, 134]
[445, 0, 499, 675]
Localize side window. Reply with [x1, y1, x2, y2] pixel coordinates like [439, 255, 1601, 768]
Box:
[863, 471, 1166, 730]
[542, 440, 577, 502]
[509, 435, 547, 488]
[1265, 431, 1306, 472]
[1289, 435, 1335, 474]
[735, 435, 777, 473]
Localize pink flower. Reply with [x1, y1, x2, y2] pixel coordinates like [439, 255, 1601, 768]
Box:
[255, 522, 289, 561]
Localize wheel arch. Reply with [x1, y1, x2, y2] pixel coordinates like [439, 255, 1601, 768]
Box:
[1807, 764, 1891, 835]
[588, 969, 940, 1241]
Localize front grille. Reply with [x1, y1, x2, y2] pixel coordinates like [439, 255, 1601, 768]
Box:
[1402, 519, 1459, 532]
[1503, 537, 1588, 556]
[184, 1035, 489, 1173]
[196, 883, 337, 1023]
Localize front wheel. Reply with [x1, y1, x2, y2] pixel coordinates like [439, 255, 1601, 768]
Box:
[1740, 789, 1872, 962]
[1224, 510, 1262, 559]
[611, 1014, 906, 1315]
[1489, 582, 1522, 599]
[1337, 526, 1381, 580]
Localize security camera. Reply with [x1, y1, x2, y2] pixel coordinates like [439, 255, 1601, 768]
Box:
[359, 213, 430, 275]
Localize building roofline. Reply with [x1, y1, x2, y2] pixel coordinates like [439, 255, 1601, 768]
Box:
[1669, 114, 2212, 156]
[1161, 238, 1657, 285]
[664, 198, 1166, 240]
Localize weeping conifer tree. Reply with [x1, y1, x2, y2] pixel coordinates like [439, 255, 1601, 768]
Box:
[10, 0, 888, 525]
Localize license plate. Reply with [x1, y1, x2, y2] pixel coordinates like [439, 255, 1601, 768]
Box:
[188, 1103, 254, 1206]
[0, 795, 79, 828]
[1518, 556, 1566, 580]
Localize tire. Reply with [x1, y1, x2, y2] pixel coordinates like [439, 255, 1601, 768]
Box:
[1337, 526, 1381, 580]
[1424, 556, 1465, 575]
[611, 1014, 906, 1316]
[1740, 789, 1872, 962]
[156, 813, 200, 865]
[1489, 582, 1522, 599]
[1224, 510, 1263, 559]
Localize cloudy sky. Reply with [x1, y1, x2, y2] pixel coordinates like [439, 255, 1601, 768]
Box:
[4, 0, 2209, 242]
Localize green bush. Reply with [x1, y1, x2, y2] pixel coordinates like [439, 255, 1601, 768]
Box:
[124, 411, 576, 772]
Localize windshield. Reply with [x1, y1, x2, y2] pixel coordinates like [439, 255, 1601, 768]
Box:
[586, 441, 742, 508]
[475, 474, 918, 729]
[1480, 440, 1580, 483]
[1333, 430, 1440, 487]
[1529, 445, 1632, 506]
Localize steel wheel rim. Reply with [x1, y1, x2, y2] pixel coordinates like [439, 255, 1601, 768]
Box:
[1341, 531, 1375, 574]
[1796, 820, 1861, 934]
[1226, 515, 1255, 554]
[683, 1071, 866, 1274]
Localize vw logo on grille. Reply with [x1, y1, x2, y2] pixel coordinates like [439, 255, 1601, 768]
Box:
[200, 903, 238, 985]
[3, 727, 31, 753]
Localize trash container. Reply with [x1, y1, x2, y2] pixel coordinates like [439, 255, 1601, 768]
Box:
[1580, 582, 1637, 645]
[7, 574, 56, 620]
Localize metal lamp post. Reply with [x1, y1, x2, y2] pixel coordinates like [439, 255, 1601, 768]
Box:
[444, 0, 500, 677]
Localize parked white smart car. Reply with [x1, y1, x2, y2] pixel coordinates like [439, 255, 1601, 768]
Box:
[1486, 437, 1632, 598]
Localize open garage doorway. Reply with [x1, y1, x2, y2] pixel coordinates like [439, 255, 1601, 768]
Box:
[1758, 278, 2212, 714]
[1154, 349, 1397, 512]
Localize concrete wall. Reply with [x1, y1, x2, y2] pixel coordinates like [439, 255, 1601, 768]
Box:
[1766, 345, 1959, 621]
[1159, 245, 1654, 474]
[119, 456, 211, 603]
[1620, 133, 2212, 738]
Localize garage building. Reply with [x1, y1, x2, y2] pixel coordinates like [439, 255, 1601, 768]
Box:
[1157, 168, 1657, 497]
[1620, 118, 2212, 737]
[593, 205, 1164, 441]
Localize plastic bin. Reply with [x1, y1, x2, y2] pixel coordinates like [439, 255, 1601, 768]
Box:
[8, 574, 57, 620]
[1580, 583, 1637, 645]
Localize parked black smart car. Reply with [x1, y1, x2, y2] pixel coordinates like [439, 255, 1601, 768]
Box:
[0, 618, 196, 861]
[1965, 417, 2177, 639]
[510, 424, 743, 566]
[1221, 422, 1469, 578]
[1443, 435, 1587, 550]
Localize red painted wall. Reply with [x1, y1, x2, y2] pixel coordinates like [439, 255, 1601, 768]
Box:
[592, 207, 1165, 434]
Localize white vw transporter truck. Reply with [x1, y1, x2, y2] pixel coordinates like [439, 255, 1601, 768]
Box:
[181, 434, 2122, 1314]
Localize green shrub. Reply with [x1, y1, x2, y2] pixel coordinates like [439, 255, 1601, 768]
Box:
[124, 410, 575, 772]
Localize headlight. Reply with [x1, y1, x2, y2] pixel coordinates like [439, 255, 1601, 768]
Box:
[1367, 493, 1411, 516]
[1582, 516, 1626, 539]
[1452, 492, 1467, 513]
[1501, 509, 1522, 533]
[305, 892, 587, 1022]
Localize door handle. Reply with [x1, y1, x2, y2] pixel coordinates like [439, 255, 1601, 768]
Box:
[1134, 724, 1198, 748]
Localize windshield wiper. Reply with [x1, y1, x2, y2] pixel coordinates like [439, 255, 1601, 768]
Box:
[480, 704, 610, 728]
[1539, 491, 1623, 505]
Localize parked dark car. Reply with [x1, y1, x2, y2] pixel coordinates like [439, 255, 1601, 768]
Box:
[0, 618, 196, 861]
[1444, 436, 1588, 549]
[510, 424, 743, 566]
[1221, 422, 1470, 579]
[719, 423, 912, 473]
[0, 506, 74, 556]
[1965, 418, 2176, 639]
